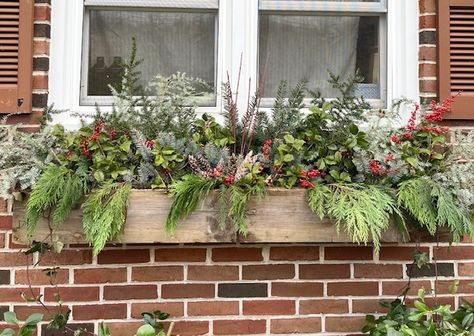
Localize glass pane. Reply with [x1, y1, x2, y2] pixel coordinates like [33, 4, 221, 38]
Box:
[265, 0, 380, 2]
[259, 14, 380, 99]
[87, 9, 217, 101]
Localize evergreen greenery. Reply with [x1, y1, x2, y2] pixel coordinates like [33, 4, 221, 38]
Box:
[228, 182, 267, 235]
[82, 182, 131, 255]
[25, 164, 86, 236]
[166, 175, 218, 233]
[308, 183, 405, 251]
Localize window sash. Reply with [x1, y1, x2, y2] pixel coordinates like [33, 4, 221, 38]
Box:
[80, 6, 219, 106]
[259, 0, 387, 13]
[84, 0, 219, 9]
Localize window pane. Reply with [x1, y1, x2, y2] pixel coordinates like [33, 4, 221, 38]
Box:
[259, 14, 380, 99]
[87, 9, 217, 101]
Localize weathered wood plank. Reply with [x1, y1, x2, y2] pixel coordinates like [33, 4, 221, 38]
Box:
[13, 189, 404, 245]
[241, 189, 403, 243]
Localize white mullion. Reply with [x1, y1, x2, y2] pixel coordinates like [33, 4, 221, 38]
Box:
[84, 0, 219, 9]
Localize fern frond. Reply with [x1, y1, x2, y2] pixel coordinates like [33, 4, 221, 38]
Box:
[229, 183, 266, 235]
[82, 182, 131, 255]
[25, 164, 69, 236]
[397, 178, 438, 235]
[307, 184, 332, 220]
[52, 174, 87, 229]
[432, 184, 474, 241]
[166, 175, 218, 232]
[327, 184, 399, 252]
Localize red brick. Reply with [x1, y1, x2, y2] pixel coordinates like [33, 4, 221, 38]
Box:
[405, 296, 454, 307]
[419, 63, 437, 77]
[34, 5, 51, 21]
[420, 79, 437, 93]
[242, 264, 294, 280]
[352, 299, 390, 314]
[33, 75, 48, 90]
[419, 46, 437, 61]
[98, 249, 149, 264]
[299, 264, 350, 279]
[354, 264, 403, 279]
[327, 282, 378, 296]
[0, 252, 32, 267]
[300, 299, 349, 314]
[0, 288, 39, 302]
[105, 322, 143, 336]
[74, 268, 127, 284]
[188, 301, 239, 316]
[380, 246, 429, 261]
[45, 286, 99, 302]
[434, 246, 474, 260]
[7, 234, 29, 249]
[419, 14, 436, 29]
[214, 320, 266, 335]
[0, 199, 7, 212]
[187, 266, 238, 281]
[14, 304, 70, 320]
[243, 300, 295, 315]
[0, 233, 4, 248]
[271, 282, 323, 297]
[382, 280, 432, 295]
[324, 246, 373, 260]
[0, 216, 12, 229]
[39, 250, 92, 266]
[212, 247, 263, 262]
[15, 268, 68, 285]
[270, 317, 321, 334]
[73, 304, 127, 320]
[170, 321, 209, 336]
[155, 248, 206, 262]
[104, 285, 157, 300]
[419, 0, 436, 13]
[161, 284, 214, 299]
[326, 316, 367, 332]
[270, 246, 320, 261]
[131, 302, 183, 318]
[33, 40, 50, 55]
[459, 263, 474, 276]
[437, 280, 474, 294]
[132, 266, 183, 281]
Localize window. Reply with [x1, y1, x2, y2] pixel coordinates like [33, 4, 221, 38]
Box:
[50, 0, 419, 127]
[81, 0, 219, 105]
[258, 0, 387, 102]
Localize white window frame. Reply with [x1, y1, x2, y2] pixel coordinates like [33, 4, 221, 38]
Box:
[49, 0, 419, 128]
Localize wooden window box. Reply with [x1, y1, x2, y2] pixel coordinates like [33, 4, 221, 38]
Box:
[13, 189, 404, 245]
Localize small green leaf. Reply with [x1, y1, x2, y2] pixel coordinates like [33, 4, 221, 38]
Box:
[3, 312, 18, 325]
[25, 313, 43, 326]
[283, 154, 294, 162]
[405, 157, 418, 167]
[283, 134, 294, 144]
[0, 328, 15, 336]
[135, 324, 156, 336]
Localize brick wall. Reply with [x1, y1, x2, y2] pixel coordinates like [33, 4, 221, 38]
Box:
[1, 0, 474, 335]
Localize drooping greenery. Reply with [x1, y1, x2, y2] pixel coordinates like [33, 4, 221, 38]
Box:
[82, 182, 131, 255]
[308, 183, 406, 251]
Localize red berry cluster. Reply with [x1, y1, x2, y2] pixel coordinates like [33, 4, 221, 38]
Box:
[369, 160, 382, 175]
[407, 104, 420, 131]
[385, 154, 395, 163]
[81, 138, 90, 156]
[108, 128, 117, 138]
[425, 96, 455, 123]
[207, 165, 222, 178]
[299, 169, 321, 189]
[391, 135, 401, 144]
[90, 119, 104, 141]
[262, 139, 272, 161]
[66, 150, 72, 161]
[224, 175, 235, 185]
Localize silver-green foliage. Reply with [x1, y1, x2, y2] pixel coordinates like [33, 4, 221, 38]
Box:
[82, 182, 132, 255]
[0, 124, 55, 199]
[308, 183, 405, 252]
[25, 164, 86, 236]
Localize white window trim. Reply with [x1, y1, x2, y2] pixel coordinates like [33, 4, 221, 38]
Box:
[49, 0, 419, 129]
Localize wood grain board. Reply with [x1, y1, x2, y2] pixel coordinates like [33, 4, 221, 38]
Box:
[13, 189, 404, 245]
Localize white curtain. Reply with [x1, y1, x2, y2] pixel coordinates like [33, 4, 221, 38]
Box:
[259, 14, 360, 97]
[89, 10, 216, 88]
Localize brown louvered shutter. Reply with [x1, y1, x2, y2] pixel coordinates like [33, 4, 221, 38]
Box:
[0, 0, 34, 114]
[438, 0, 474, 119]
